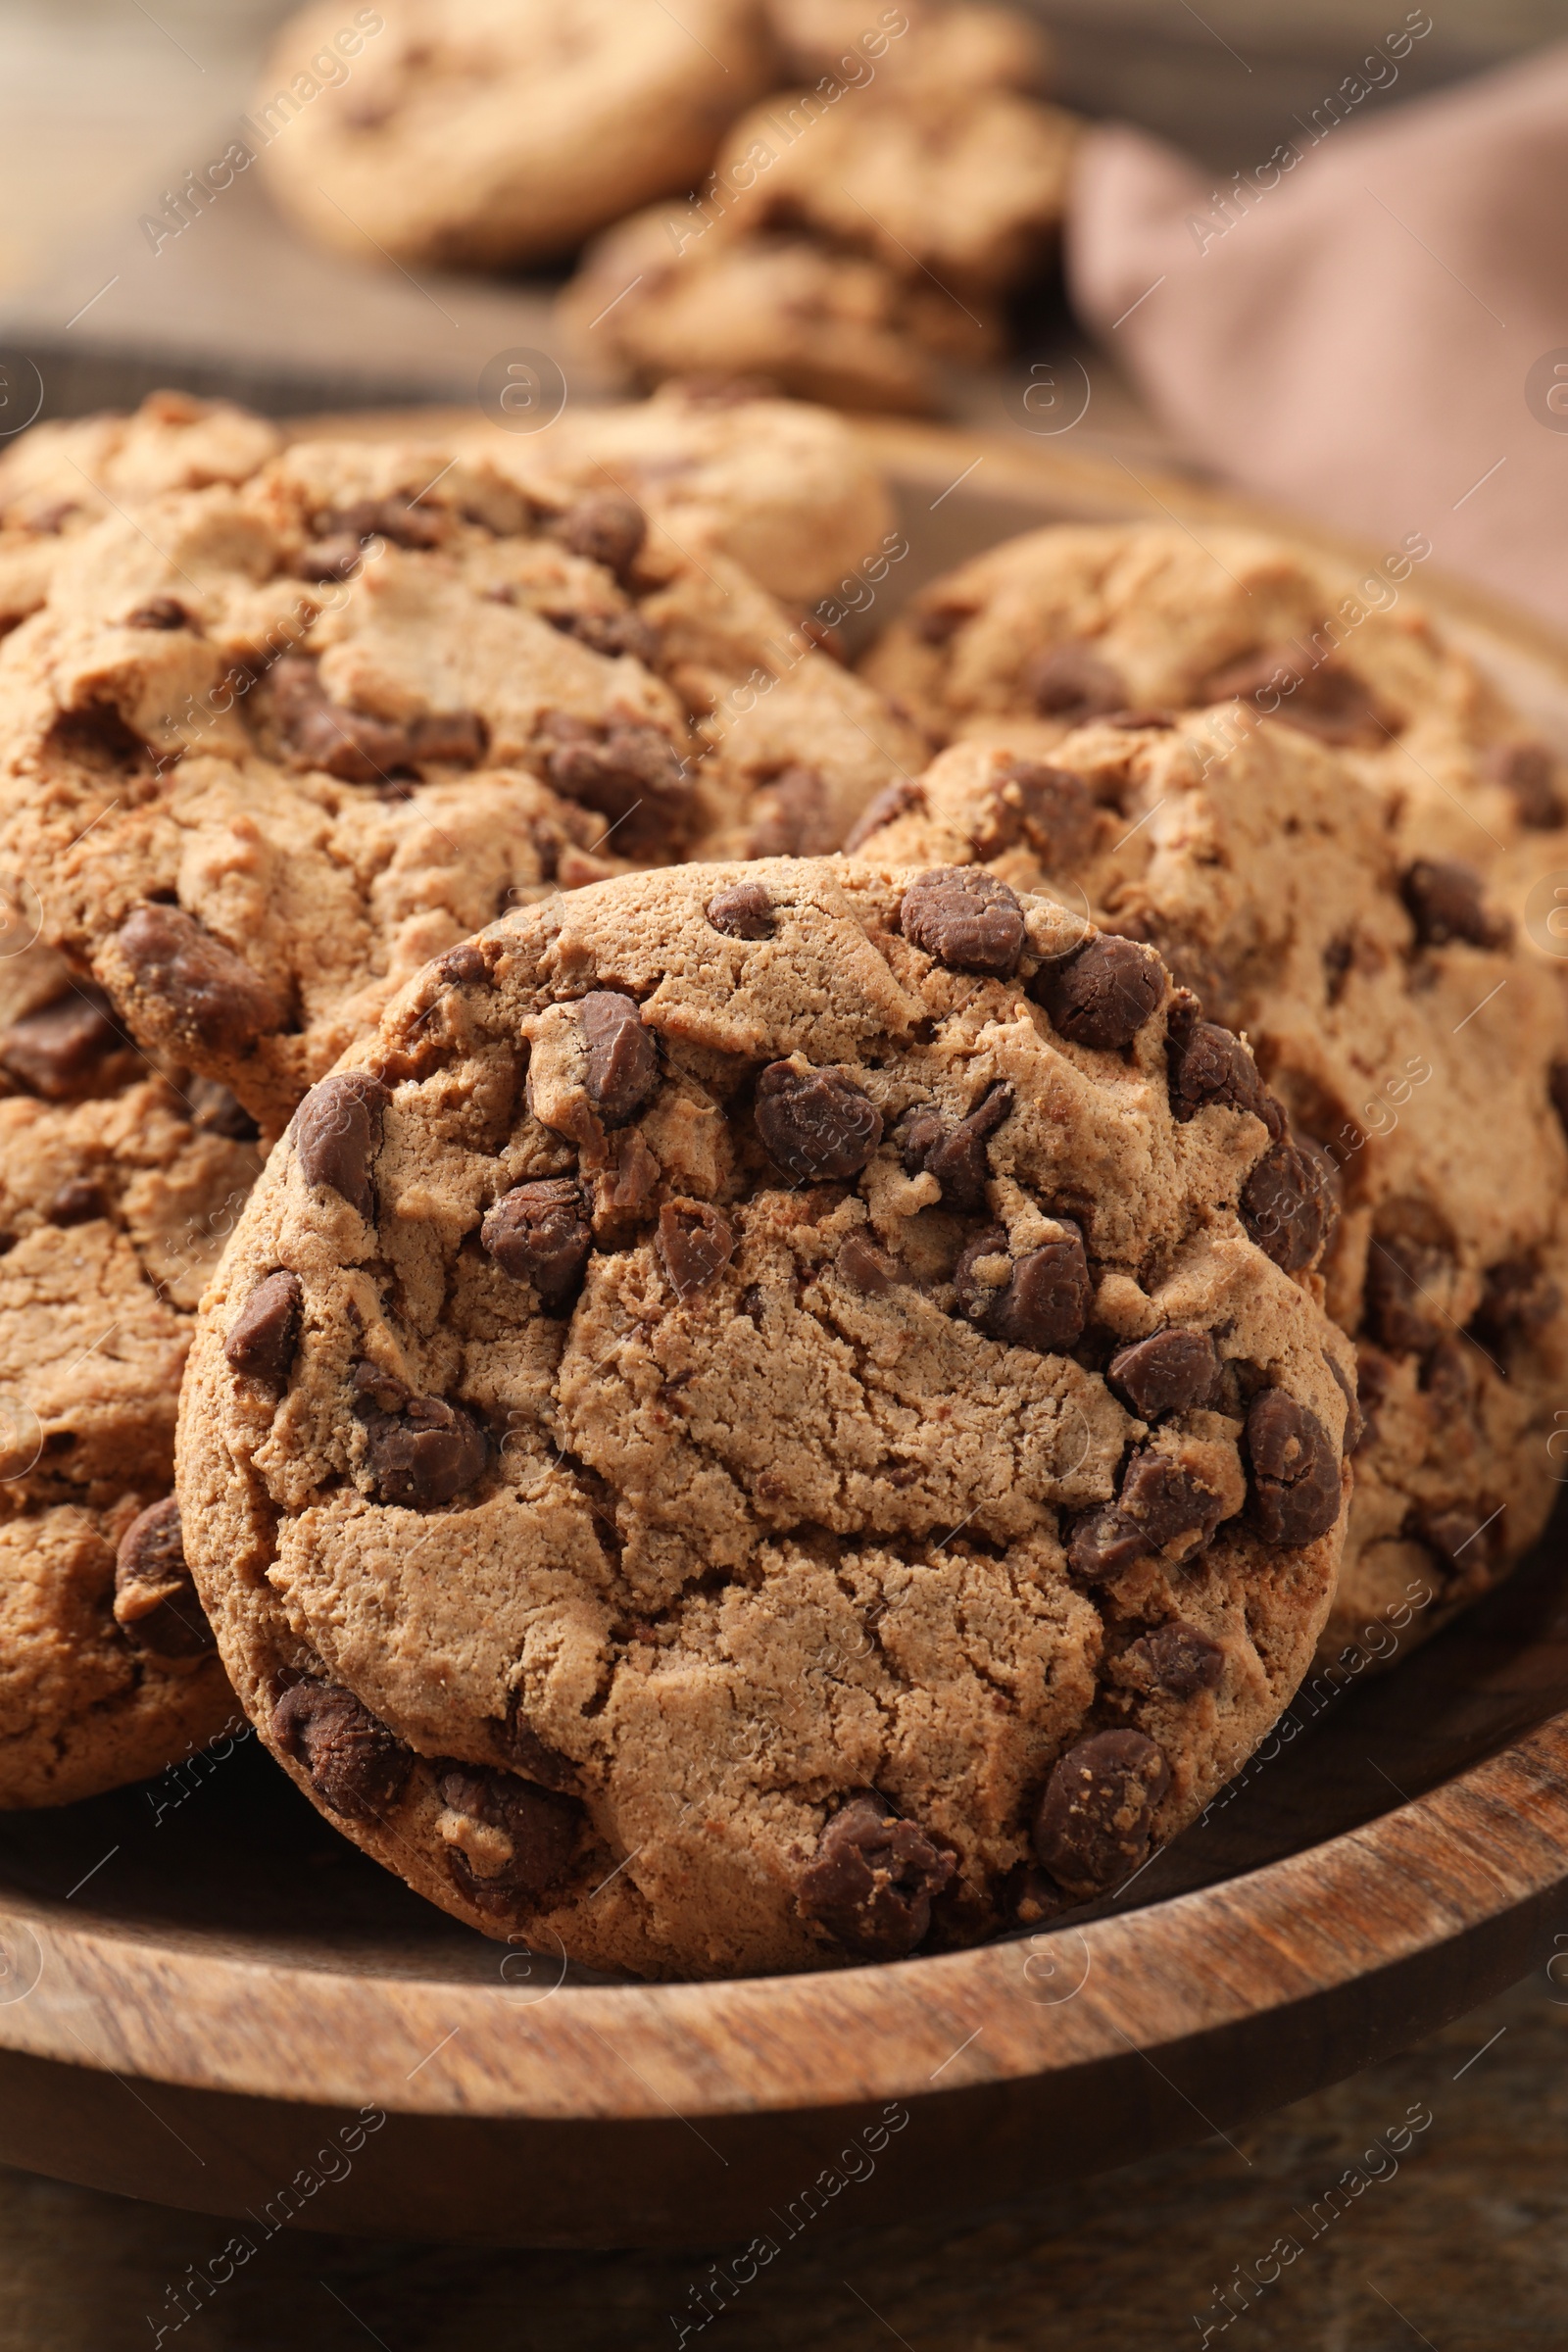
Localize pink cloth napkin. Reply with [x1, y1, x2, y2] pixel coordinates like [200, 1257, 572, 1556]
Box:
[1067, 41, 1568, 625]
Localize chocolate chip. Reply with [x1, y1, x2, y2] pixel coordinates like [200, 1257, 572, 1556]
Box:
[271, 1677, 413, 1822]
[482, 1179, 592, 1304]
[1401, 858, 1506, 949]
[1023, 644, 1127, 720]
[658, 1200, 735, 1300]
[1032, 1730, 1169, 1896]
[746, 765, 835, 859]
[1325, 1352, 1364, 1454]
[1035, 934, 1164, 1051]
[294, 1069, 389, 1219]
[187, 1077, 259, 1141]
[493, 1694, 580, 1792]
[836, 1233, 902, 1295]
[556, 491, 647, 583]
[1242, 1136, 1338, 1272]
[318, 495, 443, 553]
[1165, 997, 1282, 1134]
[756, 1062, 882, 1182]
[901, 867, 1026, 977]
[797, 1788, 955, 1958]
[1067, 1502, 1149, 1583]
[224, 1270, 304, 1386]
[49, 1177, 108, 1226]
[1471, 1256, 1560, 1351]
[580, 991, 658, 1127]
[0, 987, 125, 1101]
[914, 602, 974, 646]
[116, 903, 282, 1059]
[552, 607, 661, 663]
[842, 777, 926, 852]
[1118, 1446, 1229, 1555]
[543, 718, 687, 848]
[1107, 1328, 1219, 1419]
[1203, 646, 1390, 748]
[707, 881, 775, 939]
[411, 710, 488, 766]
[272, 655, 412, 781]
[1365, 1232, 1449, 1354]
[364, 1397, 487, 1509]
[1486, 740, 1563, 829]
[126, 597, 191, 631]
[915, 1080, 1014, 1211]
[1246, 1389, 1342, 1544]
[294, 534, 363, 584]
[1130, 1620, 1224, 1698]
[438, 1765, 580, 1913]
[112, 1496, 216, 1661]
[977, 761, 1098, 866]
[956, 1221, 1091, 1353]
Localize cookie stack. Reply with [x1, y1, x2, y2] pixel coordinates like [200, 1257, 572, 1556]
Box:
[0, 388, 1561, 1984]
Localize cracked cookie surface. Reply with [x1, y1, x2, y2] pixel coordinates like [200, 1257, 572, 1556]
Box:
[0, 944, 253, 1802]
[849, 720, 1568, 1661]
[179, 857, 1350, 1979]
[0, 437, 919, 1136]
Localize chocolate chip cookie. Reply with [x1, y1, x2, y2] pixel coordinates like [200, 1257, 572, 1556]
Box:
[861, 521, 1568, 911]
[849, 719, 1568, 1662]
[259, 0, 773, 270]
[178, 857, 1352, 1979]
[562, 81, 1079, 414]
[0, 437, 920, 1135]
[0, 945, 256, 1803]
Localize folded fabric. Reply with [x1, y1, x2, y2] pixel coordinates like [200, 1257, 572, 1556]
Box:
[1067, 39, 1568, 626]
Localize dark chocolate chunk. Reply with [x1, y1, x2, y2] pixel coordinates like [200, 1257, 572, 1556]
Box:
[1202, 645, 1391, 748]
[0, 987, 123, 1100]
[1067, 1502, 1149, 1582]
[1165, 997, 1282, 1134]
[556, 490, 647, 582]
[755, 1061, 882, 1182]
[1130, 1620, 1225, 1699]
[1035, 934, 1164, 1051]
[918, 1080, 1014, 1211]
[493, 1692, 580, 1792]
[900, 867, 1026, 978]
[125, 597, 192, 631]
[434, 941, 490, 990]
[364, 1396, 487, 1509]
[186, 1077, 259, 1140]
[1107, 1328, 1219, 1419]
[1246, 1389, 1343, 1544]
[796, 1788, 955, 1958]
[1365, 1232, 1449, 1355]
[481, 1179, 592, 1304]
[293, 1069, 389, 1219]
[843, 776, 926, 852]
[1470, 1256, 1560, 1351]
[746, 765, 835, 859]
[49, 1178, 108, 1227]
[317, 495, 444, 553]
[657, 1199, 735, 1300]
[987, 1227, 1092, 1354]
[116, 903, 282, 1057]
[271, 1677, 413, 1822]
[1486, 740, 1563, 829]
[438, 1765, 581, 1913]
[1241, 1136, 1338, 1272]
[554, 607, 661, 663]
[1324, 1352, 1364, 1455]
[976, 760, 1099, 867]
[543, 718, 687, 846]
[224, 1269, 304, 1386]
[113, 1496, 216, 1661]
[1032, 1730, 1169, 1896]
[580, 991, 658, 1127]
[706, 881, 775, 939]
[1401, 858, 1506, 950]
[1023, 643, 1127, 720]
[1117, 1446, 1228, 1555]
[836, 1233, 902, 1295]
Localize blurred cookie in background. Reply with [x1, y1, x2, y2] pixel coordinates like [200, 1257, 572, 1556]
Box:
[764, 0, 1052, 92]
[257, 0, 776, 270]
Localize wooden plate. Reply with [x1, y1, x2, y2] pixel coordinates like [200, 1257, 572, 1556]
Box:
[3, 422, 1565, 2251]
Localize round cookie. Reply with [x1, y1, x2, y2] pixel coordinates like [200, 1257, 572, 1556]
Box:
[0, 949, 255, 1804]
[0, 391, 282, 638]
[860, 521, 1568, 911]
[257, 0, 774, 270]
[0, 438, 921, 1135]
[849, 721, 1568, 1662]
[179, 858, 1352, 1980]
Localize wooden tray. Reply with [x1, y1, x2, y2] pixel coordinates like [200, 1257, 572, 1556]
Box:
[3, 423, 1566, 2251]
